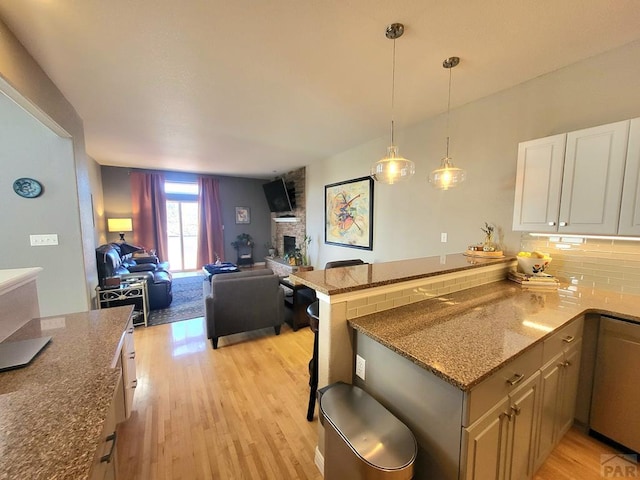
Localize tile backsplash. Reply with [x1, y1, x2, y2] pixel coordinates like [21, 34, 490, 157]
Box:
[520, 234, 640, 295]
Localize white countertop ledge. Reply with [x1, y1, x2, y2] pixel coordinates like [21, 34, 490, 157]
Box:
[0, 267, 43, 296]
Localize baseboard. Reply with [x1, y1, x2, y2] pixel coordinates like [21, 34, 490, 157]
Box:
[314, 446, 324, 476]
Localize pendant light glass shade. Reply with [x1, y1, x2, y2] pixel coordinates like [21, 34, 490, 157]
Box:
[430, 56, 465, 189]
[428, 156, 466, 190]
[371, 145, 415, 184]
[371, 23, 415, 184]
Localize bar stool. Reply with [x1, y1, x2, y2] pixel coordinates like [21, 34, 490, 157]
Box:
[306, 259, 365, 421]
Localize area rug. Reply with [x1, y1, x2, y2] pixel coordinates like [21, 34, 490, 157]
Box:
[147, 275, 206, 326]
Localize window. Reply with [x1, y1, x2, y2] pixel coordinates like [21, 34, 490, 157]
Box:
[165, 181, 199, 271]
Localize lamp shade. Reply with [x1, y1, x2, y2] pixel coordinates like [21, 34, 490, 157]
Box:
[428, 157, 466, 190]
[371, 146, 416, 184]
[107, 218, 133, 232]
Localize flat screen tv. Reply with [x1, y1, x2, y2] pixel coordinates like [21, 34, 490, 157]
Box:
[262, 178, 296, 213]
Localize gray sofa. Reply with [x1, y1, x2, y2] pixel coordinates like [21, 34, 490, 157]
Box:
[204, 268, 284, 349]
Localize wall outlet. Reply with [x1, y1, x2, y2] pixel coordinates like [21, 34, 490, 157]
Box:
[40, 317, 66, 330]
[355, 354, 366, 380]
[30, 234, 59, 246]
[441, 232, 448, 243]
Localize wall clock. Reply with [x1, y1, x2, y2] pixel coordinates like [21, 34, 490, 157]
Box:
[13, 178, 43, 198]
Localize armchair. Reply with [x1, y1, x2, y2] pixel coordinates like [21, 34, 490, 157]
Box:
[204, 268, 284, 349]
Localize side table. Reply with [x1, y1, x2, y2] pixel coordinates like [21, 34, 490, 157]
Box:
[279, 276, 316, 331]
[96, 279, 149, 327]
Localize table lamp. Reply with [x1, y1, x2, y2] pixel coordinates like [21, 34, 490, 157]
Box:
[107, 218, 133, 242]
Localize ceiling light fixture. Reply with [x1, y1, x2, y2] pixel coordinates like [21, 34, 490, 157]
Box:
[371, 23, 415, 185]
[429, 56, 466, 190]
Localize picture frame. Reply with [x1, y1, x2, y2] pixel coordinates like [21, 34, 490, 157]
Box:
[235, 206, 250, 224]
[325, 176, 374, 250]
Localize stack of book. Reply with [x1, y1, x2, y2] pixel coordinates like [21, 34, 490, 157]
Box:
[508, 270, 559, 289]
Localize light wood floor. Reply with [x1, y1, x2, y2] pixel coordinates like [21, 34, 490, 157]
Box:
[117, 316, 623, 480]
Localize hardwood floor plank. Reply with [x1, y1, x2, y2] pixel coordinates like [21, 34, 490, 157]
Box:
[118, 317, 322, 480]
[118, 316, 624, 480]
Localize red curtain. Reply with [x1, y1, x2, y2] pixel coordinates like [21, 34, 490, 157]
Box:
[197, 176, 225, 265]
[130, 171, 168, 260]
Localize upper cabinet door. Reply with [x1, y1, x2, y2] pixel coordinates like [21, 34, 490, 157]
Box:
[512, 134, 566, 232]
[558, 120, 629, 235]
[618, 118, 640, 235]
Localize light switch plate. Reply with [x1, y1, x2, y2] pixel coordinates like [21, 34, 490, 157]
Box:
[30, 234, 59, 246]
[355, 354, 366, 380]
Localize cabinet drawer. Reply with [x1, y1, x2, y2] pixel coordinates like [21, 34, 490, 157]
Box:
[542, 317, 584, 364]
[463, 342, 543, 427]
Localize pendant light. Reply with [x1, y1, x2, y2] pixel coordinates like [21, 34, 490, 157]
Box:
[371, 23, 415, 184]
[429, 56, 466, 190]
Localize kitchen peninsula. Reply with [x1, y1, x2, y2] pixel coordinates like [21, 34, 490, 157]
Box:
[0, 267, 42, 341]
[0, 305, 135, 479]
[290, 254, 640, 479]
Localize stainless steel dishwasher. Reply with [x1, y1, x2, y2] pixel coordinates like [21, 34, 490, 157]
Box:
[590, 315, 640, 452]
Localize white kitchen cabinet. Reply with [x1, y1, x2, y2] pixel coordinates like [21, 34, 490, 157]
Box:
[91, 372, 122, 480]
[534, 319, 583, 471]
[121, 318, 137, 419]
[558, 121, 629, 234]
[512, 134, 566, 232]
[463, 371, 540, 480]
[513, 120, 630, 234]
[556, 340, 581, 436]
[618, 118, 640, 235]
[534, 341, 582, 468]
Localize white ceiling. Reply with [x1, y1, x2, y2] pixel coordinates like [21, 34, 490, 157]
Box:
[1, 1, 640, 179]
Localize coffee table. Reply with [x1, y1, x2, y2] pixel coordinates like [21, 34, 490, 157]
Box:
[279, 276, 316, 331]
[203, 262, 240, 281]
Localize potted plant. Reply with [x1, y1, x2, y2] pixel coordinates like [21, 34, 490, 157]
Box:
[298, 235, 313, 271]
[231, 233, 253, 249]
[264, 238, 277, 257]
[265, 243, 276, 257]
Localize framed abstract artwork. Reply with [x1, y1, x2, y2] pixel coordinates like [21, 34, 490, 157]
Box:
[324, 176, 374, 250]
[235, 206, 250, 224]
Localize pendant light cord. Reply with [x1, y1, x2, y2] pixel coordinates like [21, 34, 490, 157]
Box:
[390, 38, 396, 146]
[446, 63, 452, 158]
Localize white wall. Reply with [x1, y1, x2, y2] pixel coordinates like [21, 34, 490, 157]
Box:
[0, 18, 100, 314]
[0, 93, 88, 315]
[307, 40, 640, 268]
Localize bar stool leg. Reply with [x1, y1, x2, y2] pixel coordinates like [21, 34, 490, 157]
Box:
[307, 329, 319, 421]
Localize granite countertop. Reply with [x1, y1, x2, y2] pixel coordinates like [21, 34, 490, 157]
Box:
[290, 253, 514, 295]
[0, 306, 133, 480]
[349, 280, 640, 391]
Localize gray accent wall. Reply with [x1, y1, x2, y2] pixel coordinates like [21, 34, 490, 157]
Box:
[101, 166, 272, 264]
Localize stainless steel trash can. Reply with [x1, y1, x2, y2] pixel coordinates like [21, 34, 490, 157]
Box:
[320, 383, 417, 480]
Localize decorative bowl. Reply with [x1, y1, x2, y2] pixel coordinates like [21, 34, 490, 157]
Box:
[517, 255, 552, 275]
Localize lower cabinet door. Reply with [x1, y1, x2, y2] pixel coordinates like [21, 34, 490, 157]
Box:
[91, 373, 120, 480]
[534, 354, 562, 470]
[463, 397, 510, 480]
[556, 340, 582, 438]
[506, 372, 540, 480]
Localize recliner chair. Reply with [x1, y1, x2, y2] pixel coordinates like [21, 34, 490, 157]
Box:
[95, 243, 173, 310]
[204, 268, 284, 349]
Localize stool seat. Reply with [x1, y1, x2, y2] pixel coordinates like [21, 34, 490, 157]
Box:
[307, 301, 319, 333]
